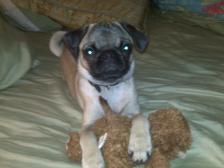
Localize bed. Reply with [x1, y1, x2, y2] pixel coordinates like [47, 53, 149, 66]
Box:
[0, 6, 224, 168]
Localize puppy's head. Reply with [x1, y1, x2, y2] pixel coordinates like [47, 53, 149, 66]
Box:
[63, 22, 149, 84]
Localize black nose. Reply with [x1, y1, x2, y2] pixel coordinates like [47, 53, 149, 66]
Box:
[97, 50, 124, 73]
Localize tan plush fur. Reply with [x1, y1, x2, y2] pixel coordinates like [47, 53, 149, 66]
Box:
[66, 99, 192, 168]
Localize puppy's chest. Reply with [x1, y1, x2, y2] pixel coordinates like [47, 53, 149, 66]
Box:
[99, 83, 130, 114]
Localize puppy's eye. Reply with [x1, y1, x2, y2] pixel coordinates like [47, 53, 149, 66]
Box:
[120, 43, 132, 54]
[84, 47, 96, 56]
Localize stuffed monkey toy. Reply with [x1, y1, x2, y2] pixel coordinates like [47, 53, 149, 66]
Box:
[66, 99, 191, 168]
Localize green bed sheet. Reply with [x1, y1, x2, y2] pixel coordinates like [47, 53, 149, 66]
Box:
[0, 13, 224, 168]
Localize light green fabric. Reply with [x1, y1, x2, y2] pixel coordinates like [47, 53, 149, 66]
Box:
[0, 12, 224, 168]
[0, 17, 31, 90]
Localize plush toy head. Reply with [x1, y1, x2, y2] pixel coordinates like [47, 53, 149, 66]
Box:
[66, 104, 191, 168]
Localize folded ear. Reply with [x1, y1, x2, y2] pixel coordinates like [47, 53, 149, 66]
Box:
[49, 31, 67, 57]
[63, 26, 89, 59]
[120, 22, 149, 53]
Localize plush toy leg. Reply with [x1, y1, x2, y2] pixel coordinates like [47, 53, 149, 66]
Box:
[66, 132, 82, 161]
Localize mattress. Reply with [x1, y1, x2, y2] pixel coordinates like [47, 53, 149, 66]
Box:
[0, 12, 224, 168]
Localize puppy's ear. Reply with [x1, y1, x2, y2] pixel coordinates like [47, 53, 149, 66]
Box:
[63, 26, 88, 59]
[120, 22, 149, 53]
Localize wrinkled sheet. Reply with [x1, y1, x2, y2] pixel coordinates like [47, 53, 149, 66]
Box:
[0, 13, 224, 168]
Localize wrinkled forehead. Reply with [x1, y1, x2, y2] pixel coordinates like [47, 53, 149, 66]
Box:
[82, 23, 131, 48]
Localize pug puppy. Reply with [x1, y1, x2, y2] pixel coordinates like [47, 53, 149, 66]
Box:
[49, 22, 152, 168]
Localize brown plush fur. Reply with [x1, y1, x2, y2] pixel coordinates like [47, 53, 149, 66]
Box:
[66, 100, 191, 168]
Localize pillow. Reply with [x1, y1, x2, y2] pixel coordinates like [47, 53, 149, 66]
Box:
[0, 16, 31, 90]
[11, 0, 149, 29]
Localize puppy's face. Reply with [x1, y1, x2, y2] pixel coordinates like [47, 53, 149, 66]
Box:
[64, 22, 149, 84]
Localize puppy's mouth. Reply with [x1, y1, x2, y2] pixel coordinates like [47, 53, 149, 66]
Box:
[89, 50, 130, 83]
[96, 70, 128, 82]
[91, 65, 130, 83]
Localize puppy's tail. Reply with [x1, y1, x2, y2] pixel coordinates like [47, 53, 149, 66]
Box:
[49, 31, 66, 57]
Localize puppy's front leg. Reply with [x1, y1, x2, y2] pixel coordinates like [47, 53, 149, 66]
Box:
[80, 107, 105, 168]
[128, 114, 152, 162]
[80, 128, 104, 168]
[77, 80, 105, 168]
[123, 84, 152, 163]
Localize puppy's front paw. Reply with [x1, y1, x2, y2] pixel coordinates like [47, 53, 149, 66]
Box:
[82, 149, 105, 168]
[128, 130, 152, 162]
[128, 116, 152, 163]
